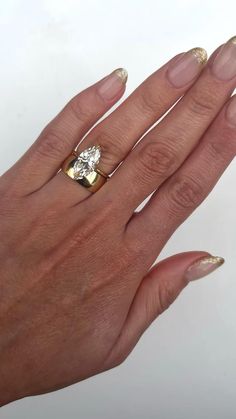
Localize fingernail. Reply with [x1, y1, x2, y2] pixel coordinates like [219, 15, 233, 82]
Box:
[185, 255, 225, 282]
[226, 94, 236, 125]
[212, 36, 236, 81]
[167, 47, 207, 88]
[98, 68, 128, 100]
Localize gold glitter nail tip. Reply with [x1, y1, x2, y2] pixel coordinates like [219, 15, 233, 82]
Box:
[188, 47, 208, 65]
[185, 255, 225, 282]
[227, 36, 236, 45]
[114, 68, 128, 84]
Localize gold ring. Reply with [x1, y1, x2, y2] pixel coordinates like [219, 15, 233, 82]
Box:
[62, 145, 109, 193]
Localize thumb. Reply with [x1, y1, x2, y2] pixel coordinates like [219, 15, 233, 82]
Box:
[105, 251, 224, 369]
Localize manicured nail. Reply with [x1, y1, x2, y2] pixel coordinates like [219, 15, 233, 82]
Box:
[212, 36, 236, 81]
[98, 68, 128, 100]
[226, 94, 236, 125]
[185, 255, 225, 282]
[167, 47, 207, 88]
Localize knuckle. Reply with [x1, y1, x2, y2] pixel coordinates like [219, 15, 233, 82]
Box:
[208, 134, 236, 160]
[158, 278, 184, 314]
[137, 87, 161, 116]
[167, 175, 204, 212]
[207, 139, 227, 160]
[137, 141, 177, 181]
[92, 128, 127, 168]
[187, 93, 215, 118]
[37, 130, 69, 159]
[68, 92, 93, 122]
[142, 284, 161, 321]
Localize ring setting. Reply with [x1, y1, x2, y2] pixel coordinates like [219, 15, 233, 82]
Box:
[62, 145, 109, 192]
[73, 145, 101, 179]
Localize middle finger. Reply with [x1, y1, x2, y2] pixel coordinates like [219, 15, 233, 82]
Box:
[108, 36, 236, 218]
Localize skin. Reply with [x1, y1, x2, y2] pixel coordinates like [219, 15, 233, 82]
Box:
[0, 42, 235, 406]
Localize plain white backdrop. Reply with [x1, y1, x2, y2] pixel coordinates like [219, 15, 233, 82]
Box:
[1, 1, 236, 418]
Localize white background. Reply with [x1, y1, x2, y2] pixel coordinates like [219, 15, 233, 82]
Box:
[1, 1, 236, 418]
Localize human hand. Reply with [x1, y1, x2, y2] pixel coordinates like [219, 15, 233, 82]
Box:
[1, 36, 236, 405]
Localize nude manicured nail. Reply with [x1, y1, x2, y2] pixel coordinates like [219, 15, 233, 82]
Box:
[212, 36, 236, 81]
[185, 255, 224, 282]
[167, 47, 207, 88]
[98, 68, 128, 100]
[226, 95, 236, 125]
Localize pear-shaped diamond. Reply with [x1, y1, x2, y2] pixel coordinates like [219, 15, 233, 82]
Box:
[73, 145, 101, 179]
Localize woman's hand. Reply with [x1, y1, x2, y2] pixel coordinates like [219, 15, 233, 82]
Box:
[1, 37, 236, 405]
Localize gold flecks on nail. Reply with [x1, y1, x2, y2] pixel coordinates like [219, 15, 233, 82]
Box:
[197, 256, 225, 266]
[189, 47, 208, 65]
[185, 255, 225, 282]
[114, 68, 128, 84]
[228, 36, 236, 45]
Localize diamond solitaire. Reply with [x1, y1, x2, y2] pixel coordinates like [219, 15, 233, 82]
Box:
[73, 145, 101, 179]
[62, 144, 108, 192]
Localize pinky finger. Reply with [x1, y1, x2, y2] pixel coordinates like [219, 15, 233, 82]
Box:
[103, 251, 224, 369]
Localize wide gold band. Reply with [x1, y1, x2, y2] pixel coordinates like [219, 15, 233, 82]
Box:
[62, 153, 108, 193]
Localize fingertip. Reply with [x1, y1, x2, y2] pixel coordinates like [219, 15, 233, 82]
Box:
[185, 254, 225, 282]
[97, 68, 128, 102]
